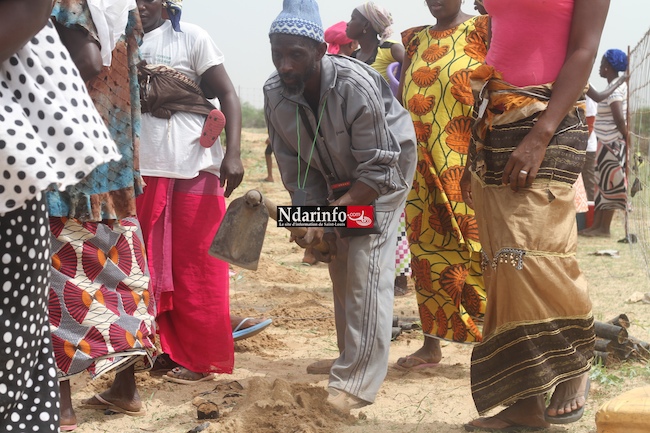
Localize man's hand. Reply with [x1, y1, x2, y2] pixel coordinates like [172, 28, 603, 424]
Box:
[291, 228, 338, 263]
[291, 227, 324, 248]
[219, 153, 244, 197]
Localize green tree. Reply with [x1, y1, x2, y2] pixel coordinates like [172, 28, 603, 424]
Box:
[241, 102, 266, 129]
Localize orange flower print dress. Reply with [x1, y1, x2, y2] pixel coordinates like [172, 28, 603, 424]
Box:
[402, 16, 488, 343]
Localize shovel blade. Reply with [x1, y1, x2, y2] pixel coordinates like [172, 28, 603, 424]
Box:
[209, 195, 269, 270]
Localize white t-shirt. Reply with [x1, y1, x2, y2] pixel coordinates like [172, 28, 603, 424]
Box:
[139, 20, 225, 179]
[585, 96, 598, 152]
[594, 82, 627, 145]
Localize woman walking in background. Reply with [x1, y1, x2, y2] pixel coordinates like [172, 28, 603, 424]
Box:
[461, 0, 609, 430]
[346, 1, 411, 296]
[581, 49, 628, 238]
[346, 2, 404, 82]
[396, 0, 488, 369]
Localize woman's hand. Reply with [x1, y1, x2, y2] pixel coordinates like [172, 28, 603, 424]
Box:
[219, 153, 244, 198]
[499, 0, 610, 192]
[460, 166, 474, 209]
[501, 126, 553, 192]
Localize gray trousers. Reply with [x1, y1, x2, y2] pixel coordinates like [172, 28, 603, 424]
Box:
[327, 203, 403, 403]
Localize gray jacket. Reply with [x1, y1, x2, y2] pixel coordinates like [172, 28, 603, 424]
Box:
[264, 55, 416, 211]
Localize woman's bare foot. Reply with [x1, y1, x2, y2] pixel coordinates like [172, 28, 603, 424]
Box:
[59, 380, 77, 428]
[396, 337, 442, 368]
[546, 373, 589, 419]
[466, 395, 549, 430]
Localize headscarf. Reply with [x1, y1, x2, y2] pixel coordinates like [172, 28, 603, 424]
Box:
[355, 2, 393, 43]
[269, 0, 324, 43]
[162, 0, 182, 32]
[604, 49, 628, 72]
[86, 0, 137, 66]
[324, 21, 354, 54]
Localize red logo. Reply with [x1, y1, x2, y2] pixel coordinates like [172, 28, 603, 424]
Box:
[346, 206, 375, 228]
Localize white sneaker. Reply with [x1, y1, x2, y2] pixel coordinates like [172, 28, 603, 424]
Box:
[326, 387, 368, 413]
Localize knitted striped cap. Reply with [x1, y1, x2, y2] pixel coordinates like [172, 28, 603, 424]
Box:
[269, 0, 324, 43]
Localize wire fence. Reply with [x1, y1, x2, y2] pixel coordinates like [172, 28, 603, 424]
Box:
[237, 86, 265, 109]
[627, 28, 650, 279]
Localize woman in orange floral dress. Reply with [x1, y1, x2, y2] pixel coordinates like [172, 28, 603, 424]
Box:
[396, 0, 488, 368]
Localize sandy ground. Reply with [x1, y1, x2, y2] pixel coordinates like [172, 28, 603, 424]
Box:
[68, 130, 650, 433]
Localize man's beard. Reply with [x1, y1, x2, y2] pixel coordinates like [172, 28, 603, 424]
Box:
[280, 62, 317, 96]
[281, 77, 305, 96]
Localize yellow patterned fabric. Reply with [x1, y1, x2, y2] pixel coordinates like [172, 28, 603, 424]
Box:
[402, 16, 488, 343]
[371, 41, 399, 82]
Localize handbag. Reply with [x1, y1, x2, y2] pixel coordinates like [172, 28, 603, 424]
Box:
[298, 106, 381, 238]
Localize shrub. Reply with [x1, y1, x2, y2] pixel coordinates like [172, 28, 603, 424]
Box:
[241, 102, 266, 129]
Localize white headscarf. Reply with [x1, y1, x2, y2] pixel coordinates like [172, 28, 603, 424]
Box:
[355, 2, 393, 43]
[87, 0, 137, 66]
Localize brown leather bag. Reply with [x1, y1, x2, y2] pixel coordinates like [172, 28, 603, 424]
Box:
[137, 62, 215, 119]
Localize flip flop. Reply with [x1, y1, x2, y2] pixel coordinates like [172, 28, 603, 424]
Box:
[199, 109, 226, 148]
[394, 355, 439, 370]
[164, 367, 216, 385]
[80, 393, 110, 411]
[61, 424, 77, 431]
[233, 318, 273, 341]
[544, 377, 591, 424]
[80, 394, 145, 417]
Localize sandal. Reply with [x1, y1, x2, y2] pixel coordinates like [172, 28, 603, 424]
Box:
[80, 393, 145, 416]
[233, 317, 273, 341]
[394, 355, 439, 370]
[164, 367, 215, 385]
[545, 377, 591, 424]
[199, 109, 226, 148]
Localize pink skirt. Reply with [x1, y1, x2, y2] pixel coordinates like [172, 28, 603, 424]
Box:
[136, 172, 234, 374]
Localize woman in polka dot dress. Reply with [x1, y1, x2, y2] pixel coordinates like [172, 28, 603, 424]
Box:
[0, 1, 121, 431]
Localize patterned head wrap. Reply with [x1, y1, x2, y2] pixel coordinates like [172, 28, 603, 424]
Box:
[324, 21, 354, 54]
[355, 2, 393, 43]
[269, 0, 324, 43]
[162, 0, 182, 32]
[604, 49, 628, 72]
